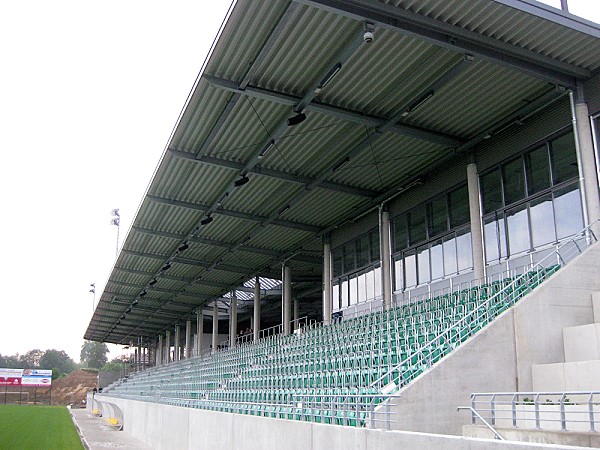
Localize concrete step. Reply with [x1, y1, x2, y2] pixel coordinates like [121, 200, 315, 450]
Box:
[593, 292, 600, 323]
[563, 323, 600, 362]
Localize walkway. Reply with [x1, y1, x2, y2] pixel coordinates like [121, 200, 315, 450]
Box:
[70, 408, 153, 449]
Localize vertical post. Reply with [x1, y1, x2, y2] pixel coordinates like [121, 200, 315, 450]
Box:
[294, 297, 299, 330]
[229, 292, 238, 348]
[165, 330, 171, 364]
[571, 90, 600, 233]
[158, 335, 163, 366]
[185, 320, 192, 359]
[379, 207, 392, 311]
[174, 325, 180, 362]
[467, 162, 486, 281]
[197, 311, 204, 356]
[323, 237, 333, 325]
[283, 265, 292, 335]
[254, 278, 261, 343]
[212, 302, 218, 354]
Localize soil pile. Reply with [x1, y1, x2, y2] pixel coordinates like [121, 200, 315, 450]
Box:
[51, 369, 97, 406]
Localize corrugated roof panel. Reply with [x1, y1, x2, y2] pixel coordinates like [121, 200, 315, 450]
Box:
[182, 242, 229, 264]
[127, 231, 177, 255]
[403, 60, 551, 138]
[328, 133, 445, 191]
[246, 225, 312, 251]
[195, 213, 257, 243]
[282, 188, 368, 227]
[149, 159, 237, 206]
[220, 250, 272, 270]
[200, 268, 245, 286]
[224, 175, 301, 217]
[134, 201, 202, 236]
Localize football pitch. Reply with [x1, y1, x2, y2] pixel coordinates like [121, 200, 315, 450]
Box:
[0, 404, 83, 449]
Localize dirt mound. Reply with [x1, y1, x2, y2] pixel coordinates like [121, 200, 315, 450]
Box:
[51, 369, 97, 406]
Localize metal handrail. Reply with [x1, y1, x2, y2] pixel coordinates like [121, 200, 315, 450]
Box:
[470, 391, 600, 433]
[457, 406, 504, 440]
[369, 221, 598, 391]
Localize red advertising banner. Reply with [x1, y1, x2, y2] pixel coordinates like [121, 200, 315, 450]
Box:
[0, 368, 52, 387]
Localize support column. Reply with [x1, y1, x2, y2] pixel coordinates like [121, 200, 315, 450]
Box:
[134, 347, 138, 372]
[283, 265, 292, 335]
[229, 292, 237, 348]
[174, 325, 180, 362]
[571, 91, 600, 232]
[323, 238, 332, 325]
[197, 311, 204, 356]
[467, 162, 486, 281]
[157, 335, 163, 366]
[212, 302, 218, 353]
[185, 320, 192, 359]
[253, 278, 261, 343]
[379, 207, 393, 311]
[293, 297, 299, 330]
[165, 330, 171, 364]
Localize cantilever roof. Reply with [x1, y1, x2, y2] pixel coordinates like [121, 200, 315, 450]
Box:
[85, 0, 600, 344]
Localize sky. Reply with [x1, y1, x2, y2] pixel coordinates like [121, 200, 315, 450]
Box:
[0, 0, 598, 364]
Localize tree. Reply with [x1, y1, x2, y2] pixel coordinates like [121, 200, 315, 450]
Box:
[80, 340, 109, 369]
[39, 349, 76, 375]
[0, 353, 20, 369]
[19, 349, 44, 368]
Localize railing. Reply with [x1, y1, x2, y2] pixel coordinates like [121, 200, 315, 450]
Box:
[469, 392, 600, 433]
[457, 406, 504, 440]
[370, 222, 597, 394]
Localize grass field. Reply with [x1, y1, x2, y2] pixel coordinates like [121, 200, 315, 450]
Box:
[0, 404, 83, 449]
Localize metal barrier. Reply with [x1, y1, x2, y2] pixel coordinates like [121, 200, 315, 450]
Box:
[468, 392, 600, 433]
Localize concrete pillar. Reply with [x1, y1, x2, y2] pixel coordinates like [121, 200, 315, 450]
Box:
[174, 325, 180, 362]
[294, 297, 299, 330]
[380, 208, 393, 311]
[185, 320, 192, 359]
[572, 92, 600, 232]
[134, 347, 138, 372]
[212, 302, 218, 353]
[165, 330, 171, 364]
[467, 162, 486, 281]
[229, 292, 237, 348]
[253, 278, 261, 343]
[197, 310, 204, 356]
[283, 265, 292, 335]
[323, 239, 332, 325]
[157, 335, 163, 366]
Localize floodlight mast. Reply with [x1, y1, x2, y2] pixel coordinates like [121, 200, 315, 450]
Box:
[89, 283, 96, 315]
[110, 208, 121, 259]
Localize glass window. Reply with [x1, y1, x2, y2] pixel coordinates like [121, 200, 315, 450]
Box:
[370, 230, 380, 262]
[409, 205, 427, 245]
[343, 242, 356, 274]
[356, 234, 369, 268]
[404, 250, 417, 288]
[365, 269, 375, 300]
[456, 229, 473, 272]
[393, 214, 408, 252]
[503, 157, 526, 206]
[529, 194, 556, 247]
[332, 283, 340, 310]
[349, 276, 358, 305]
[357, 272, 367, 303]
[430, 239, 444, 280]
[449, 184, 470, 228]
[341, 278, 348, 308]
[373, 266, 382, 298]
[484, 214, 505, 263]
[417, 245, 430, 284]
[481, 169, 503, 214]
[428, 195, 448, 237]
[554, 184, 583, 239]
[442, 234, 458, 276]
[551, 131, 578, 185]
[332, 248, 343, 277]
[526, 145, 551, 195]
[506, 203, 530, 255]
[394, 257, 403, 291]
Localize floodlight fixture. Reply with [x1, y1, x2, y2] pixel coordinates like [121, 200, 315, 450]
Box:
[140, 291, 147, 297]
[315, 63, 342, 94]
[258, 140, 275, 159]
[149, 278, 158, 286]
[234, 175, 250, 187]
[178, 243, 190, 252]
[200, 216, 214, 226]
[161, 262, 172, 271]
[287, 112, 307, 127]
[332, 157, 350, 172]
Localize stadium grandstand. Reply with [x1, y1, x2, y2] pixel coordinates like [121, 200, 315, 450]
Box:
[86, 0, 600, 448]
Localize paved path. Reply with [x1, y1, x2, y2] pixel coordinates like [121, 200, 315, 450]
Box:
[70, 408, 153, 449]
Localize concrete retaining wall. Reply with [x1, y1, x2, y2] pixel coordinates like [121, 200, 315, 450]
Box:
[96, 395, 592, 450]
